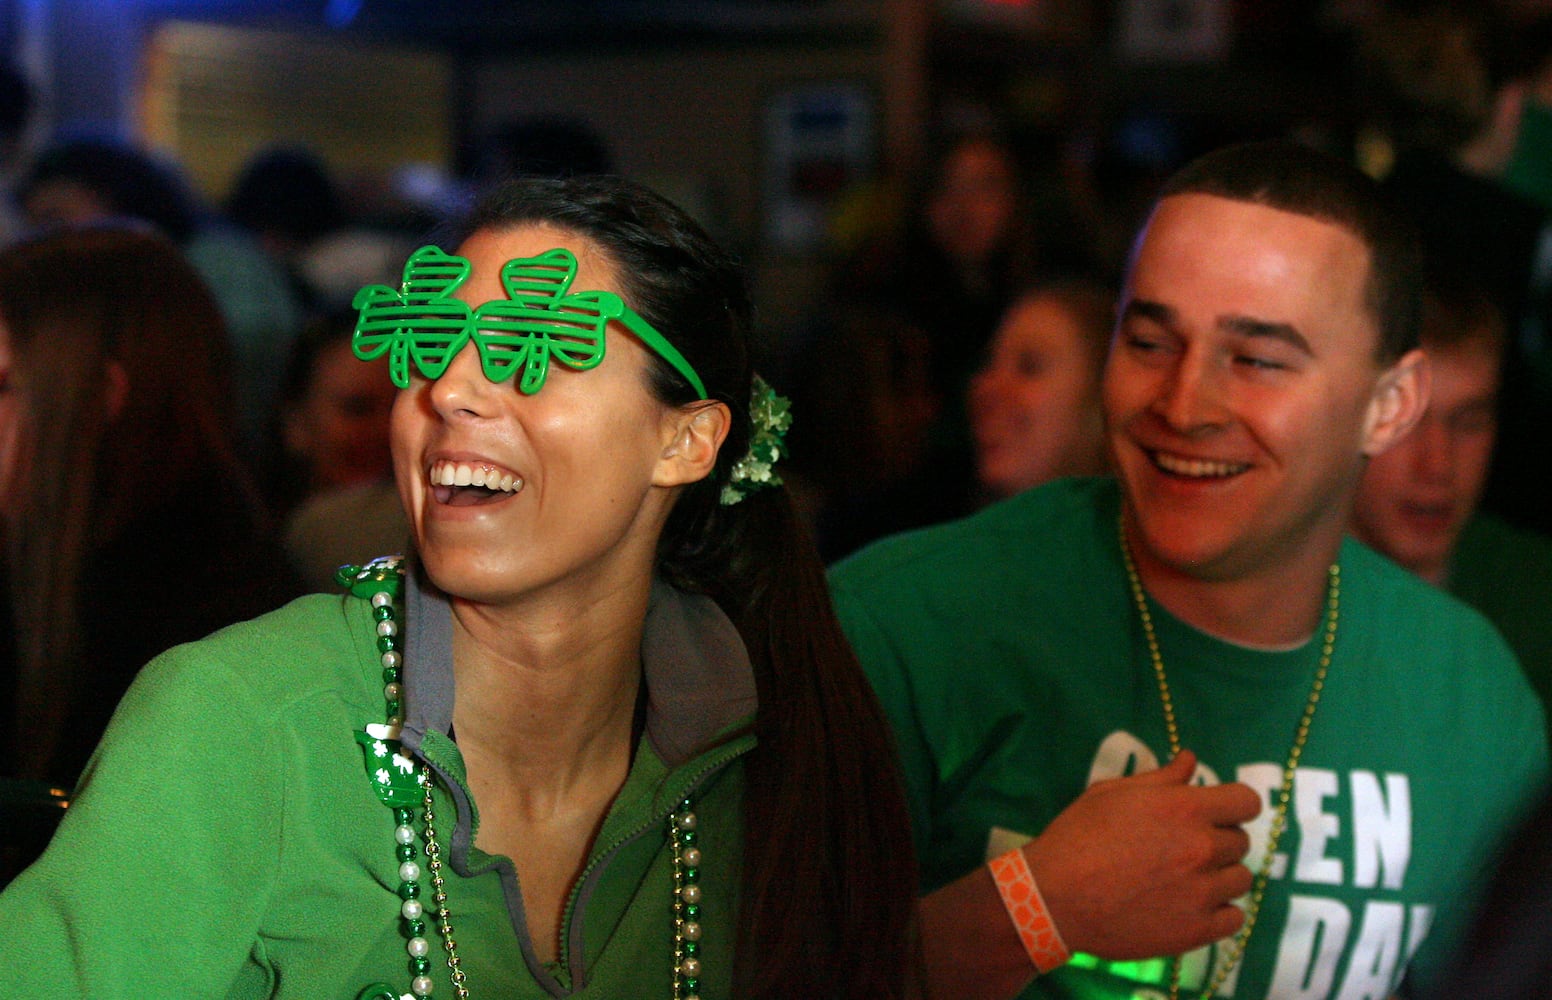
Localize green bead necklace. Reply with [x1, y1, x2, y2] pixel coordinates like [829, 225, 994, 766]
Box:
[1117, 521, 1339, 1000]
[670, 797, 704, 999]
[342, 559, 706, 1000]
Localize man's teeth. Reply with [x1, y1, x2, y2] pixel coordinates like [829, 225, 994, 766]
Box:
[1153, 452, 1247, 478]
[430, 462, 524, 492]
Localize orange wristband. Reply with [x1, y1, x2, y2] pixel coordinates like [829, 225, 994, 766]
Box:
[987, 847, 1071, 974]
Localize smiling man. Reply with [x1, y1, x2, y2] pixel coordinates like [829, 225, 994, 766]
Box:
[829, 140, 1549, 1000]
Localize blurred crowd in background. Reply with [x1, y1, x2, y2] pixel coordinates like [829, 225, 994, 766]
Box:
[1, 0, 1552, 873]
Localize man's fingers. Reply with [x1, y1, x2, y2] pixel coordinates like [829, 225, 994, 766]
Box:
[1209, 860, 1255, 904]
[1102, 751, 1260, 829]
[1129, 748, 1197, 786]
[1207, 825, 1251, 868]
[1206, 899, 1249, 942]
[1198, 779, 1262, 826]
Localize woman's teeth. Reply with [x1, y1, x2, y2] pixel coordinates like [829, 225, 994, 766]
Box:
[430, 461, 524, 493]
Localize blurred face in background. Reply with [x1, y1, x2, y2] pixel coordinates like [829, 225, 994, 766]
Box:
[926, 138, 1019, 270]
[969, 291, 1109, 498]
[285, 338, 398, 493]
[20, 180, 112, 231]
[1352, 337, 1500, 585]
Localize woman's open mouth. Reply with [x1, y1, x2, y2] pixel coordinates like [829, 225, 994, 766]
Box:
[428, 460, 524, 505]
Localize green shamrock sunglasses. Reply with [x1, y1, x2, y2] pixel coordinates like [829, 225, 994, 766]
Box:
[352, 245, 705, 398]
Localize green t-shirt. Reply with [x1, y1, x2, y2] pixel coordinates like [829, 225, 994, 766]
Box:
[1450, 513, 1552, 738]
[830, 477, 1548, 1000]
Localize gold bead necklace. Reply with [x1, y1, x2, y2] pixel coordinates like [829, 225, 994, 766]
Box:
[1118, 516, 1340, 1000]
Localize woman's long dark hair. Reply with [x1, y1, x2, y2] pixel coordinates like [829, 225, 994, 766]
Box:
[457, 176, 917, 998]
[0, 226, 270, 782]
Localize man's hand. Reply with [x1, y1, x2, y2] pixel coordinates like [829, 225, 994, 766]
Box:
[1028, 749, 1260, 959]
[915, 750, 1259, 1000]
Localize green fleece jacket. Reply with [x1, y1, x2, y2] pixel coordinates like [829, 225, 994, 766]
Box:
[0, 562, 756, 998]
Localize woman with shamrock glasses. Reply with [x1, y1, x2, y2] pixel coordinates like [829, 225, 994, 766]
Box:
[0, 176, 917, 999]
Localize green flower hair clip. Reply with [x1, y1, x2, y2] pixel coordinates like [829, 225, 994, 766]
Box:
[720, 376, 792, 506]
[352, 245, 705, 398]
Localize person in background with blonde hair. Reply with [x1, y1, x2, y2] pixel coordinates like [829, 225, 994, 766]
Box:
[968, 279, 1114, 502]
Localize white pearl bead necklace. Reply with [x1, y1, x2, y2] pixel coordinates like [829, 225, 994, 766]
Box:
[353, 581, 708, 1000]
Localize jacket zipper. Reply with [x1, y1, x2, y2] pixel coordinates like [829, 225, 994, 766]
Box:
[558, 739, 754, 989]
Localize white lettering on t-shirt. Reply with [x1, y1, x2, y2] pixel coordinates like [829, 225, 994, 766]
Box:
[1236, 762, 1288, 879]
[1350, 771, 1411, 890]
[1264, 897, 1430, 1000]
[1333, 901, 1405, 1000]
[1403, 904, 1434, 968]
[1081, 735, 1432, 998]
[1294, 769, 1344, 885]
[1087, 730, 1221, 786]
[1088, 730, 1160, 784]
[1267, 895, 1349, 998]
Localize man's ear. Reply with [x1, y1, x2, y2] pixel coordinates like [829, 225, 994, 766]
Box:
[1361, 348, 1429, 458]
[655, 400, 731, 488]
[105, 360, 129, 422]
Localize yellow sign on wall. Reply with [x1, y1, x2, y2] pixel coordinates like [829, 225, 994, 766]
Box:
[141, 20, 451, 203]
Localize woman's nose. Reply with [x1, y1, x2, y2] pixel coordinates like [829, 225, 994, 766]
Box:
[427, 341, 496, 421]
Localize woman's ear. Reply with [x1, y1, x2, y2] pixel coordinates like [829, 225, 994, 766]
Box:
[655, 400, 731, 488]
[105, 360, 129, 422]
[1361, 348, 1429, 457]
